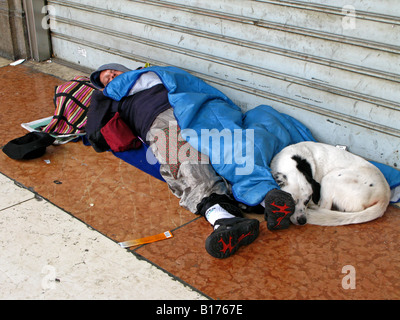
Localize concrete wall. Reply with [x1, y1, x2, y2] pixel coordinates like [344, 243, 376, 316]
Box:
[0, 0, 30, 60]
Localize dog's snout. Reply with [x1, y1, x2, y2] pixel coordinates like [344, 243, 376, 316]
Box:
[297, 216, 307, 225]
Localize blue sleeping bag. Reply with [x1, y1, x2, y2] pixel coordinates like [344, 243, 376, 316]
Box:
[104, 66, 400, 205]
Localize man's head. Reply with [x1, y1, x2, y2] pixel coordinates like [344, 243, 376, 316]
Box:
[90, 63, 131, 89]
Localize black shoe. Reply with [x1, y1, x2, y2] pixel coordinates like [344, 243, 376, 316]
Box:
[205, 217, 259, 259]
[196, 193, 243, 218]
[264, 189, 295, 230]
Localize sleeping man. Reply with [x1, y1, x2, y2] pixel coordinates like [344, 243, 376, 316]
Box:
[86, 63, 316, 259]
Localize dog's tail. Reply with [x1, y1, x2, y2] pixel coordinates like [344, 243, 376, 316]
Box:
[306, 200, 389, 226]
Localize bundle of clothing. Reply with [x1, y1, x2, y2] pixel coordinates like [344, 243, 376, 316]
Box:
[84, 66, 400, 205]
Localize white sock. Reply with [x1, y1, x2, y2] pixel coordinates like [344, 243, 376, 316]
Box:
[205, 204, 235, 230]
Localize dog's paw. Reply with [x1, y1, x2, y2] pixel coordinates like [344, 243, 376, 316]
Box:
[273, 172, 287, 188]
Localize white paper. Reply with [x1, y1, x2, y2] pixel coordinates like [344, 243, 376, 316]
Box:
[10, 59, 25, 66]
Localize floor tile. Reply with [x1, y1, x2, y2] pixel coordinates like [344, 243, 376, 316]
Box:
[0, 173, 34, 209]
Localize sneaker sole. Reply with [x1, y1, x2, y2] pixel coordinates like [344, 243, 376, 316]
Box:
[264, 190, 295, 230]
[205, 219, 259, 259]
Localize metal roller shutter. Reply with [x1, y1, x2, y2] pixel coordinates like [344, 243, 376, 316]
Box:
[47, 0, 400, 168]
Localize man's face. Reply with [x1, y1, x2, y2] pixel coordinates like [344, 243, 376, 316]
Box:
[99, 69, 124, 87]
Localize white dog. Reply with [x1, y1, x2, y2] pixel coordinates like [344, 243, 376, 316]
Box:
[270, 141, 391, 226]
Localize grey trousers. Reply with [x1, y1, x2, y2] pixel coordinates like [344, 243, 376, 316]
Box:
[146, 108, 230, 214]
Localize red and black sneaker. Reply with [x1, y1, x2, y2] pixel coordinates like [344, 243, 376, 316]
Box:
[264, 189, 295, 230]
[205, 217, 259, 259]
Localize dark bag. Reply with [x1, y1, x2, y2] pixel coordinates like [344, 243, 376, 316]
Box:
[2, 132, 55, 160]
[100, 110, 142, 152]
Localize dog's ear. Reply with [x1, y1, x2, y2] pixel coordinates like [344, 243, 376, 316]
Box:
[311, 180, 321, 204]
[273, 172, 287, 188]
[292, 155, 321, 204]
[292, 155, 313, 183]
